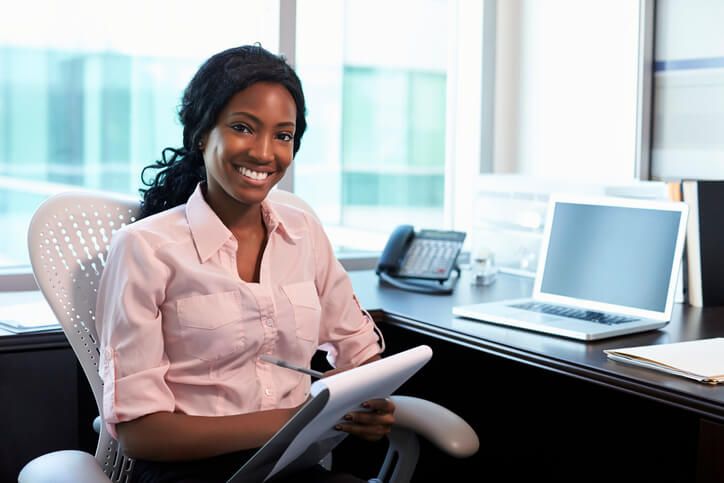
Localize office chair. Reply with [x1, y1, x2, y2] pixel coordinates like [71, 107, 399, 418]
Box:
[20, 189, 479, 483]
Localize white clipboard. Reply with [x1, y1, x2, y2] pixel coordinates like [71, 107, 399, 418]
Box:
[227, 345, 433, 482]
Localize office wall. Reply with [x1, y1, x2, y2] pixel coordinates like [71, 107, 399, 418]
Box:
[651, 0, 724, 180]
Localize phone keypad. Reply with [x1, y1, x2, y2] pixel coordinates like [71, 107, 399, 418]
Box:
[398, 237, 464, 279]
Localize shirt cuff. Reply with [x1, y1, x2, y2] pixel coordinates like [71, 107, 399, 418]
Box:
[101, 348, 175, 439]
[332, 321, 385, 368]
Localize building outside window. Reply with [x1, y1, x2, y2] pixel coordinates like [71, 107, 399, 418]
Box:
[0, 0, 279, 267]
[293, 0, 453, 252]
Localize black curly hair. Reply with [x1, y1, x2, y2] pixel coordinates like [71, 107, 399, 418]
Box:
[138, 45, 307, 219]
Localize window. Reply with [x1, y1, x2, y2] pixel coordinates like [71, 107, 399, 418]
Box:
[340, 66, 447, 216]
[293, 0, 474, 252]
[0, 0, 279, 267]
[492, 0, 643, 180]
[473, 0, 647, 275]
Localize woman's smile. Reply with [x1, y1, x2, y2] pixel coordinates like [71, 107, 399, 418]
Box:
[232, 164, 274, 185]
[235, 165, 270, 181]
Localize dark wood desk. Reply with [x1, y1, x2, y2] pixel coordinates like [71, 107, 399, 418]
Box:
[0, 329, 97, 483]
[4, 275, 723, 482]
[345, 270, 724, 483]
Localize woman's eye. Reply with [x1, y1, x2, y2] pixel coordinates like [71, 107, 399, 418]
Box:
[277, 132, 293, 142]
[231, 124, 251, 133]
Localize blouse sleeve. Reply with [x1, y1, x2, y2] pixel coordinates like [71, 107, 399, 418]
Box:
[95, 228, 175, 439]
[307, 215, 385, 369]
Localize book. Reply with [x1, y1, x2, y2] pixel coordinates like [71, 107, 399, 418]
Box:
[227, 345, 433, 482]
[604, 338, 724, 385]
[681, 180, 724, 307]
[665, 181, 685, 303]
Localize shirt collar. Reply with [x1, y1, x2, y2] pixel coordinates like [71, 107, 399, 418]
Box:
[186, 183, 302, 263]
[261, 197, 304, 244]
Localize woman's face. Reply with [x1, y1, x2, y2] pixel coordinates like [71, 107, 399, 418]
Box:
[201, 81, 297, 211]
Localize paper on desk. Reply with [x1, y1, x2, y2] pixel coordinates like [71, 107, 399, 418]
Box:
[0, 301, 59, 333]
[267, 345, 433, 480]
[605, 338, 724, 384]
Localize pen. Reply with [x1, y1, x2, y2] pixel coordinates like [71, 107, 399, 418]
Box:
[259, 354, 325, 379]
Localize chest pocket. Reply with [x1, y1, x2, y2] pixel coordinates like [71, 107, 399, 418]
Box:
[282, 281, 321, 343]
[176, 291, 245, 361]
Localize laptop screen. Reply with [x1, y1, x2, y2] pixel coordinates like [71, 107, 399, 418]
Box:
[539, 201, 682, 313]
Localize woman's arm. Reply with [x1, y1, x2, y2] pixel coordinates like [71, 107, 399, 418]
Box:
[304, 215, 393, 442]
[117, 406, 299, 461]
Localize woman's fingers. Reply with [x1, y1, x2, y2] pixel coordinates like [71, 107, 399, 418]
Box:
[335, 421, 391, 441]
[335, 398, 396, 442]
[344, 410, 395, 426]
[362, 397, 396, 414]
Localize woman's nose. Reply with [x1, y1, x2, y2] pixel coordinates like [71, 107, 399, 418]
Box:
[249, 135, 274, 162]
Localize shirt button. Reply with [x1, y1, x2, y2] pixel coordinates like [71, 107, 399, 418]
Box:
[265, 318, 273, 327]
[264, 388, 272, 396]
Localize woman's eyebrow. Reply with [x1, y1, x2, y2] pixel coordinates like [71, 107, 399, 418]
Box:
[229, 111, 295, 128]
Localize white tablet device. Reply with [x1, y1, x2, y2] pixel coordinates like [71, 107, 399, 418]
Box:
[227, 345, 433, 483]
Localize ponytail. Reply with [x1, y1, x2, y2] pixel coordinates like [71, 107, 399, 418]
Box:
[138, 147, 206, 219]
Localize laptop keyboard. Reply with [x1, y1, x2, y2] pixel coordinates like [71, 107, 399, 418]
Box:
[510, 302, 638, 325]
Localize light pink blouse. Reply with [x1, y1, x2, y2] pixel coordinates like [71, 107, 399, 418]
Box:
[96, 184, 383, 438]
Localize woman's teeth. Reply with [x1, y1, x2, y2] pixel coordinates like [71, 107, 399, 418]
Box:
[236, 166, 269, 180]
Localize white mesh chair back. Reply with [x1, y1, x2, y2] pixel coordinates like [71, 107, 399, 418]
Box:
[27, 190, 139, 482]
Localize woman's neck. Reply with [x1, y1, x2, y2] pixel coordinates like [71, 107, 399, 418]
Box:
[202, 183, 265, 233]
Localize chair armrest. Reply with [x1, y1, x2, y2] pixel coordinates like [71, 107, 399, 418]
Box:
[389, 395, 479, 458]
[18, 450, 110, 483]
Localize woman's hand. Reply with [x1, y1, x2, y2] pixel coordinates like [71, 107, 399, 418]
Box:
[335, 397, 396, 442]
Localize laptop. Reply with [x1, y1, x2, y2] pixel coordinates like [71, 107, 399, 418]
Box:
[453, 194, 688, 341]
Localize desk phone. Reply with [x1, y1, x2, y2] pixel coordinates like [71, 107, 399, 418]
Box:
[376, 225, 466, 295]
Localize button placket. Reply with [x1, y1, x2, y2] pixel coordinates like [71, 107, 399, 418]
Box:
[256, 286, 277, 352]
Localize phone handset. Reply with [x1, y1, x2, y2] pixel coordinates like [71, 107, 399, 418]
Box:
[376, 224, 415, 276]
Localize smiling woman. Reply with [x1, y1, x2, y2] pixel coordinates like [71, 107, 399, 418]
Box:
[94, 45, 391, 483]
